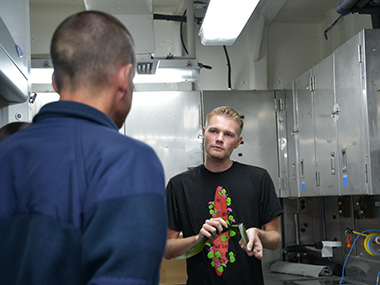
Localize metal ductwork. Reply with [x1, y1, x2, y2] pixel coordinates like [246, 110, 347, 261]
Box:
[335, 0, 380, 14]
[335, 0, 380, 28]
[84, 0, 155, 56]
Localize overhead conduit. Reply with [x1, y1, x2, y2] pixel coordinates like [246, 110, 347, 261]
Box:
[335, 0, 380, 28]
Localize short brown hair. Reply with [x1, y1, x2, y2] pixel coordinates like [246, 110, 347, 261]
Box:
[205, 106, 244, 136]
[51, 11, 136, 92]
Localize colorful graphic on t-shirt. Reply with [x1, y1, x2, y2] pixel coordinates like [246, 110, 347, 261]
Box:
[205, 186, 237, 276]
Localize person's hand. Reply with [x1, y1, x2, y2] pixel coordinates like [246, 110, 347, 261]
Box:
[198, 218, 228, 242]
[238, 227, 263, 259]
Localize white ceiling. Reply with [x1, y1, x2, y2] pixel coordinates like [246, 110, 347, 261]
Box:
[28, 0, 341, 58]
[273, 0, 337, 24]
[29, 0, 339, 22]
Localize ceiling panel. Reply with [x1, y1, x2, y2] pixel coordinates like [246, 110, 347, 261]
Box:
[272, 0, 338, 24]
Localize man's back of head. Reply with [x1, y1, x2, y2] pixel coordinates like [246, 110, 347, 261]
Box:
[50, 11, 136, 94]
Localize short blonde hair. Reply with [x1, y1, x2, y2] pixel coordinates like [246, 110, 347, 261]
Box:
[206, 106, 244, 136]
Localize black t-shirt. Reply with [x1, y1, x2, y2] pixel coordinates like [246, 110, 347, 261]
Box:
[166, 162, 283, 285]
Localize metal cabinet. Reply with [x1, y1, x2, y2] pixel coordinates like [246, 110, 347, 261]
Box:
[281, 29, 380, 197]
[125, 90, 280, 196]
[125, 91, 203, 185]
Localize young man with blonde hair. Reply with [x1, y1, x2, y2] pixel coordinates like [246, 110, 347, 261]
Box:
[164, 106, 283, 284]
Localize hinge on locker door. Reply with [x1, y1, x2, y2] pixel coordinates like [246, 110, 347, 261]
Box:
[358, 44, 363, 63]
[309, 76, 316, 92]
[315, 171, 320, 187]
[274, 95, 285, 112]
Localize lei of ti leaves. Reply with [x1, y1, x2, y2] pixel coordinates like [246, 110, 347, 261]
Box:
[206, 188, 236, 274]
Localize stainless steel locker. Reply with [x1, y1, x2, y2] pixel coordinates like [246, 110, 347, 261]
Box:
[334, 32, 368, 195]
[313, 54, 340, 196]
[276, 89, 294, 198]
[294, 70, 318, 197]
[362, 29, 380, 195]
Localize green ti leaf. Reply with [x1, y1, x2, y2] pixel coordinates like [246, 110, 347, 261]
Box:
[175, 222, 251, 259]
[175, 236, 207, 259]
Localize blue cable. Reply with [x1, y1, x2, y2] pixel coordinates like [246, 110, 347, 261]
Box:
[377, 270, 380, 285]
[367, 235, 380, 256]
[340, 229, 380, 284]
[324, 14, 348, 40]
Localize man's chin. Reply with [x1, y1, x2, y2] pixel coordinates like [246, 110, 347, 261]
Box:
[208, 154, 226, 162]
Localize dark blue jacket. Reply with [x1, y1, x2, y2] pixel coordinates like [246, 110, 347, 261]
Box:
[0, 101, 167, 284]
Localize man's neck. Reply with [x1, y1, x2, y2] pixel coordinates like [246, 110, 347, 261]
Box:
[59, 88, 112, 116]
[204, 158, 233, 173]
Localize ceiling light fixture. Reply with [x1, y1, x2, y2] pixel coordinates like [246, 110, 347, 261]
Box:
[133, 59, 200, 83]
[30, 68, 53, 84]
[199, 0, 260, 46]
[30, 60, 200, 85]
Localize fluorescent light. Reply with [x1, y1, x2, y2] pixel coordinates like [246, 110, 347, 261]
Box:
[199, 0, 260, 46]
[31, 60, 200, 85]
[30, 68, 54, 84]
[133, 59, 200, 83]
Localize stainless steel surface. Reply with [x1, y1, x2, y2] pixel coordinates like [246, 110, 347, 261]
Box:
[264, 270, 343, 285]
[334, 31, 368, 195]
[294, 70, 318, 196]
[276, 89, 292, 197]
[125, 91, 203, 185]
[285, 82, 298, 197]
[281, 29, 380, 197]
[0, 0, 30, 127]
[362, 29, 380, 195]
[0, 0, 30, 80]
[0, 17, 28, 103]
[313, 54, 340, 196]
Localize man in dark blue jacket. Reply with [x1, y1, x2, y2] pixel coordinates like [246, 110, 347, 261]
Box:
[0, 11, 167, 285]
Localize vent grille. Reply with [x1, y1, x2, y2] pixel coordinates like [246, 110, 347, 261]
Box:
[137, 60, 159, 75]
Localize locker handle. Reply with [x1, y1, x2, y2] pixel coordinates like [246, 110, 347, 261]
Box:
[331, 152, 336, 175]
[301, 159, 305, 179]
[342, 148, 347, 173]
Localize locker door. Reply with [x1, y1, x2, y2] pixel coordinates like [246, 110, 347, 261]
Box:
[313, 54, 340, 196]
[295, 70, 318, 196]
[334, 32, 368, 195]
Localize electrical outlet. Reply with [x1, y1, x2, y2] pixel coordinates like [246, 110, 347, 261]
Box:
[297, 198, 307, 212]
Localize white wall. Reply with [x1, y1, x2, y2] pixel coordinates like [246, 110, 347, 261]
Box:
[30, 2, 85, 58]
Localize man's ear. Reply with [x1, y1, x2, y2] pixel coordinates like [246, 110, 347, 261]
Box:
[234, 136, 243, 149]
[52, 72, 59, 93]
[115, 64, 133, 98]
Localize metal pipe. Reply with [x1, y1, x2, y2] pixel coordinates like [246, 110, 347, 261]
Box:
[185, 0, 195, 58]
[294, 213, 302, 262]
[294, 213, 300, 245]
[335, 0, 362, 14]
